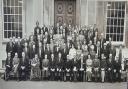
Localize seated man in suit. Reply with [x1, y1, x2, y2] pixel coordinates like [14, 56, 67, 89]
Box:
[65, 55, 73, 81]
[49, 54, 56, 81]
[56, 52, 64, 81]
[92, 54, 100, 82]
[72, 55, 78, 81]
[5, 52, 13, 80]
[113, 57, 121, 82]
[107, 54, 114, 82]
[42, 54, 49, 80]
[19, 52, 29, 80]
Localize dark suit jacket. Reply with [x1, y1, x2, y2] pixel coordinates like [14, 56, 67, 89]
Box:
[6, 42, 14, 53]
[19, 57, 29, 71]
[100, 38, 106, 49]
[34, 26, 41, 36]
[15, 42, 23, 58]
[50, 58, 56, 69]
[5, 58, 13, 70]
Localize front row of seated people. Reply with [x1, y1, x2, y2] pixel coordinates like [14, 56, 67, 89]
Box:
[5, 47, 125, 82]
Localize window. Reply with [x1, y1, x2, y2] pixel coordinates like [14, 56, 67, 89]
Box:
[106, 2, 126, 42]
[3, 0, 23, 39]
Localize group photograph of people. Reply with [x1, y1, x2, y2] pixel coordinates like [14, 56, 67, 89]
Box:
[4, 21, 127, 83]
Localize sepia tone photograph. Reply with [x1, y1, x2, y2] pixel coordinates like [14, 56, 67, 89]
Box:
[0, 0, 127, 89]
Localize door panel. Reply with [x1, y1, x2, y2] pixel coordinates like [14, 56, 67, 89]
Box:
[54, 0, 76, 26]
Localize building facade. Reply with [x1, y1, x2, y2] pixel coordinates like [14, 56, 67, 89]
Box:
[0, 0, 128, 69]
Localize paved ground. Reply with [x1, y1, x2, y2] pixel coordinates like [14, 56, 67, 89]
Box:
[0, 79, 127, 89]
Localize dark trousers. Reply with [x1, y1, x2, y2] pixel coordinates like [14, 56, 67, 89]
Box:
[113, 70, 121, 82]
[93, 70, 100, 82]
[19, 68, 27, 80]
[5, 67, 12, 80]
[78, 70, 84, 81]
[50, 71, 55, 81]
[107, 70, 113, 82]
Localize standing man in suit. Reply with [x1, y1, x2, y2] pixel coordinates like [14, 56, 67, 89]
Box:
[100, 33, 106, 55]
[16, 37, 22, 58]
[106, 38, 112, 56]
[34, 21, 41, 38]
[6, 37, 14, 58]
[110, 45, 116, 63]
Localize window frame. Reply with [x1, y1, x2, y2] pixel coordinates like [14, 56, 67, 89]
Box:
[2, 0, 25, 42]
[105, 1, 126, 45]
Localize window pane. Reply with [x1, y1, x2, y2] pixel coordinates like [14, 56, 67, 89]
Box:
[19, 1, 22, 6]
[19, 24, 22, 31]
[3, 0, 7, 6]
[4, 23, 8, 30]
[111, 10, 114, 17]
[118, 2, 122, 9]
[11, 0, 14, 6]
[114, 27, 117, 33]
[19, 7, 22, 14]
[14, 23, 19, 30]
[106, 26, 109, 33]
[6, 7, 10, 14]
[19, 32, 22, 38]
[111, 19, 114, 25]
[117, 34, 120, 41]
[4, 7, 7, 14]
[120, 27, 124, 33]
[122, 10, 125, 17]
[122, 2, 125, 9]
[15, 0, 19, 6]
[114, 19, 117, 25]
[14, 15, 19, 22]
[19, 15, 22, 23]
[121, 19, 124, 25]
[7, 0, 11, 6]
[8, 23, 11, 30]
[107, 10, 111, 17]
[4, 31, 7, 38]
[118, 19, 120, 25]
[10, 7, 15, 14]
[118, 10, 121, 17]
[15, 7, 19, 14]
[117, 27, 120, 33]
[113, 34, 116, 41]
[110, 26, 113, 33]
[16, 32, 19, 38]
[4, 15, 8, 22]
[12, 31, 16, 37]
[120, 34, 123, 41]
[8, 31, 11, 38]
